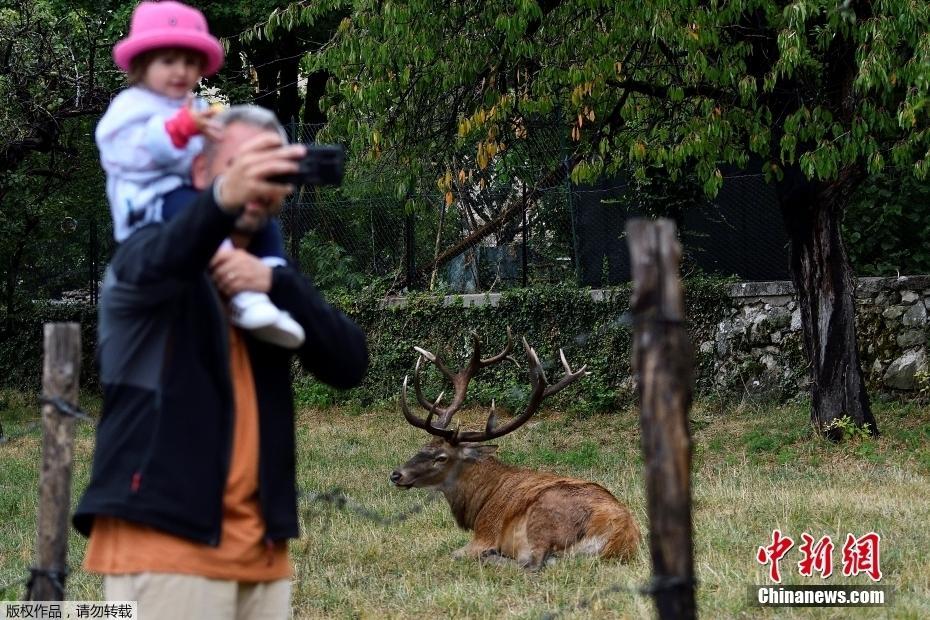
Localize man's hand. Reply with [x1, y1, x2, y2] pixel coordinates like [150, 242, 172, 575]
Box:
[214, 134, 306, 214]
[210, 248, 273, 297]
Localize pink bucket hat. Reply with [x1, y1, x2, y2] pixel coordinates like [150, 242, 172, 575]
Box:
[113, 1, 224, 76]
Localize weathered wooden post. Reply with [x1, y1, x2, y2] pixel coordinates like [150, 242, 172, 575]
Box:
[626, 219, 696, 619]
[29, 323, 81, 601]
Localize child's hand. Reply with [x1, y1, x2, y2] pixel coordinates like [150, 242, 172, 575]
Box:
[190, 107, 224, 141]
[187, 97, 224, 142]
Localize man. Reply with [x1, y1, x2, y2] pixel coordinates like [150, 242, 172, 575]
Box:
[74, 106, 368, 619]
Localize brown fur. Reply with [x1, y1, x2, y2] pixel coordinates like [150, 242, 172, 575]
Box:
[391, 439, 639, 569]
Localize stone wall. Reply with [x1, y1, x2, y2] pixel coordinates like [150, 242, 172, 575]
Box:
[384, 277, 929, 398]
[701, 276, 930, 396]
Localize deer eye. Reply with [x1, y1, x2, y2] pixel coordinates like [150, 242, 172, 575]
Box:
[434, 454, 448, 463]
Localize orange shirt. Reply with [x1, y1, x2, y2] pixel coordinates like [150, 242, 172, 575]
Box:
[83, 327, 291, 581]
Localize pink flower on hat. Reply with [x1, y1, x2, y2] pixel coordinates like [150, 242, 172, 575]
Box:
[113, 1, 224, 76]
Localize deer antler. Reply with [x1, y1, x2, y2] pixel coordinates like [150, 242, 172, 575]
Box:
[455, 337, 588, 442]
[399, 333, 589, 444]
[400, 373, 457, 441]
[410, 327, 516, 428]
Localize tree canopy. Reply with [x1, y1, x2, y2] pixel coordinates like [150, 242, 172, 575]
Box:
[268, 0, 928, 198]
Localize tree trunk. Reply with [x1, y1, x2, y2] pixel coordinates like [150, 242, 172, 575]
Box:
[276, 34, 300, 125]
[252, 42, 279, 114]
[778, 167, 877, 439]
[303, 70, 330, 134]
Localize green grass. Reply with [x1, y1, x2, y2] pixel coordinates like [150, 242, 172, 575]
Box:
[1, 390, 929, 618]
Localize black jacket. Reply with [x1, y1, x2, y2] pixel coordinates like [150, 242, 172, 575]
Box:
[73, 185, 368, 545]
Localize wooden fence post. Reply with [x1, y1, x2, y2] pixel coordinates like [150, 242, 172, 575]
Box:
[626, 219, 696, 619]
[30, 323, 81, 601]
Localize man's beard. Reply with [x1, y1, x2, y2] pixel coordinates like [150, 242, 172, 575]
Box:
[234, 212, 269, 234]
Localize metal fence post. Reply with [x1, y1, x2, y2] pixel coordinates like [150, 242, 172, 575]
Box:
[89, 220, 98, 306]
[289, 204, 301, 264]
[557, 124, 582, 286]
[288, 118, 297, 142]
[287, 119, 301, 263]
[405, 211, 416, 289]
[566, 169, 581, 286]
[522, 182, 528, 288]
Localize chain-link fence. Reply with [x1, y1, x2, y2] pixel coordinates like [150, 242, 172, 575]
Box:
[281, 122, 791, 293]
[13, 216, 114, 308]
[16, 124, 797, 311]
[569, 172, 791, 286]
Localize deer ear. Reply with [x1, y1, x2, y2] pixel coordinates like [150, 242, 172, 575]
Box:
[461, 444, 499, 461]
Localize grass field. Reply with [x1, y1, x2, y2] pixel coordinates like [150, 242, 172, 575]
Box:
[1, 389, 929, 619]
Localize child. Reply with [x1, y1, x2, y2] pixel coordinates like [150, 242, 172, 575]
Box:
[96, 0, 304, 348]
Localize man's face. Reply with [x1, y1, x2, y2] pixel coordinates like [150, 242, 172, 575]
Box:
[192, 121, 284, 234]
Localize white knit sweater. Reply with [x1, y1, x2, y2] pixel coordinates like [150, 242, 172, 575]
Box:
[96, 87, 206, 242]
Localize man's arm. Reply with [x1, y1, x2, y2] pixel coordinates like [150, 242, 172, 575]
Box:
[269, 267, 369, 390]
[112, 184, 238, 287]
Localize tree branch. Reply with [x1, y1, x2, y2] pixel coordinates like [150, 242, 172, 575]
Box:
[606, 78, 729, 102]
[405, 153, 582, 286]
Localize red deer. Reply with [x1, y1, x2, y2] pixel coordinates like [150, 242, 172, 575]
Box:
[390, 331, 639, 569]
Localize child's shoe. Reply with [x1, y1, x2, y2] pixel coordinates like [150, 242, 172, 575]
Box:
[253, 311, 305, 349]
[229, 291, 280, 329]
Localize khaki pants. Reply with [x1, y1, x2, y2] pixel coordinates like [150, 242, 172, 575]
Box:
[105, 573, 291, 620]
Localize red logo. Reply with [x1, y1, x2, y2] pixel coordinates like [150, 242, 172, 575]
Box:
[757, 531, 882, 582]
[798, 533, 834, 578]
[757, 529, 794, 583]
[842, 532, 883, 582]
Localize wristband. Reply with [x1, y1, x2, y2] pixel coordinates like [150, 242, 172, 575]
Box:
[213, 175, 227, 208]
[165, 106, 200, 148]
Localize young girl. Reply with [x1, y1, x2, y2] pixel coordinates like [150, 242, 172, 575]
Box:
[96, 0, 303, 348]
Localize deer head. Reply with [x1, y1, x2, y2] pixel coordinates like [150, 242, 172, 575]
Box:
[390, 331, 589, 489]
